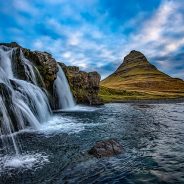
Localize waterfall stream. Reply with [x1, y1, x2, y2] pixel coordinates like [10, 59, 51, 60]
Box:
[0, 45, 75, 156]
[54, 65, 75, 109]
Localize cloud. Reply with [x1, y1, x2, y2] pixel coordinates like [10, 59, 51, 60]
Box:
[0, 0, 184, 79]
[123, 0, 184, 54]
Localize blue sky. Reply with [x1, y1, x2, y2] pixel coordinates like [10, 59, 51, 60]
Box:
[0, 0, 184, 79]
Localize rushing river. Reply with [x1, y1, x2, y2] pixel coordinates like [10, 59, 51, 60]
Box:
[0, 103, 184, 184]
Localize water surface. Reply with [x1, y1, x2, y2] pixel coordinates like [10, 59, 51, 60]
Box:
[0, 103, 184, 184]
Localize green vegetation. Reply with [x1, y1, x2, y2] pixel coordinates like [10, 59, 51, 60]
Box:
[99, 86, 184, 102]
[100, 50, 184, 102]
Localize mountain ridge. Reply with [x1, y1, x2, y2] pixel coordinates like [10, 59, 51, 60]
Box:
[100, 50, 184, 102]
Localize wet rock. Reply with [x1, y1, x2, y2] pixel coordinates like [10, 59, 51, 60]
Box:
[23, 50, 58, 92]
[59, 63, 103, 105]
[88, 139, 122, 158]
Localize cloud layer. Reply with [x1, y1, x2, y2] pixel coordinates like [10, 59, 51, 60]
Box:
[0, 0, 184, 79]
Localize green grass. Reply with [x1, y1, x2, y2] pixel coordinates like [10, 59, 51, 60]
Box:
[99, 86, 184, 103]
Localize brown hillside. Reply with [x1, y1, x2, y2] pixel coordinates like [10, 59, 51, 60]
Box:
[100, 50, 184, 102]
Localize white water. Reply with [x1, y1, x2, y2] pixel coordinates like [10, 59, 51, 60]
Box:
[0, 45, 78, 169]
[39, 116, 84, 135]
[0, 46, 14, 79]
[54, 65, 75, 109]
[20, 50, 38, 85]
[0, 46, 51, 155]
[0, 96, 20, 155]
[0, 152, 49, 172]
[54, 105, 99, 112]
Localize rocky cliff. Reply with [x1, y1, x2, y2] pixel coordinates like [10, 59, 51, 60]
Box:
[59, 63, 102, 105]
[0, 42, 102, 105]
[100, 50, 184, 102]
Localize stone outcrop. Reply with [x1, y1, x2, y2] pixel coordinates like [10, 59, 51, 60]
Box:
[88, 139, 123, 158]
[59, 63, 103, 105]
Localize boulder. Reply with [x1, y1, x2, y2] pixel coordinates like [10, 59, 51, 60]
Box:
[88, 139, 122, 158]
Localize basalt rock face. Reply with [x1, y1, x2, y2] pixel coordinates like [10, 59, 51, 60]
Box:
[59, 63, 103, 105]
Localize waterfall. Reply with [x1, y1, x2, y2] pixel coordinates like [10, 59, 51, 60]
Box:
[0, 44, 76, 156]
[0, 46, 14, 79]
[20, 50, 38, 85]
[0, 96, 20, 155]
[0, 46, 51, 155]
[54, 65, 75, 109]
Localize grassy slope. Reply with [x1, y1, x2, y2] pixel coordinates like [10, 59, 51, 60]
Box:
[100, 66, 184, 102]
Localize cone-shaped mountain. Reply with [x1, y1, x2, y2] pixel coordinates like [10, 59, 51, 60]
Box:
[100, 50, 184, 101]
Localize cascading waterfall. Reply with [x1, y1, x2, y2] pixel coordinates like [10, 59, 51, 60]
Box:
[0, 44, 76, 158]
[0, 46, 51, 155]
[0, 46, 14, 79]
[20, 50, 38, 85]
[54, 65, 75, 109]
[0, 96, 20, 155]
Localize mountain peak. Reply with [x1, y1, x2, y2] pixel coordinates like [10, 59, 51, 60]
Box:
[116, 50, 155, 74]
[124, 50, 148, 64]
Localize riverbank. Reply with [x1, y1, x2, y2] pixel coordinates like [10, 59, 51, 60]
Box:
[99, 86, 184, 104]
[102, 97, 184, 104]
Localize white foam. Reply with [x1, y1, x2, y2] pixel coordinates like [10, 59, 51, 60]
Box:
[0, 153, 49, 172]
[5, 156, 37, 168]
[38, 116, 85, 135]
[54, 105, 99, 112]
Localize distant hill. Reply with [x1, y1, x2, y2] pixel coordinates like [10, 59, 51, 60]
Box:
[100, 50, 184, 102]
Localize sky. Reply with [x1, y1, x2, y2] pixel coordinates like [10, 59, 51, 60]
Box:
[0, 0, 184, 79]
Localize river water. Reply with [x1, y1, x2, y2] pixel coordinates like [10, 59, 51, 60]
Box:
[0, 103, 184, 184]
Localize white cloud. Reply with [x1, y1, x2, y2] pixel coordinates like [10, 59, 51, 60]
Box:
[137, 0, 175, 42]
[68, 32, 82, 46]
[13, 0, 38, 15]
[62, 51, 72, 59]
[120, 0, 184, 62]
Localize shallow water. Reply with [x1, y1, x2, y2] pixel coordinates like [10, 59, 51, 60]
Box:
[0, 103, 184, 184]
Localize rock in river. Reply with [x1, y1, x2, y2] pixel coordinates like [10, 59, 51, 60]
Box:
[88, 139, 123, 158]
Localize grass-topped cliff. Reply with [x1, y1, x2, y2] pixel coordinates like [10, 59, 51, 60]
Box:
[100, 50, 184, 102]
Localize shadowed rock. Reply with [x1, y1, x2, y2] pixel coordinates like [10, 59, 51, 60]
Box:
[88, 139, 122, 158]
